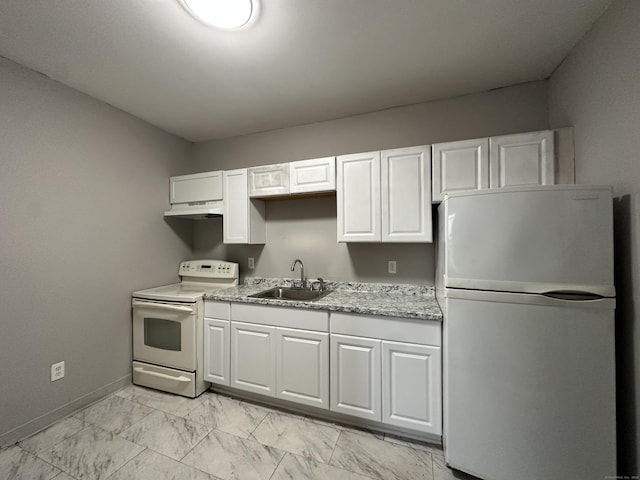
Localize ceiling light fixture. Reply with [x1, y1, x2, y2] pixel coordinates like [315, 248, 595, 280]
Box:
[180, 0, 258, 30]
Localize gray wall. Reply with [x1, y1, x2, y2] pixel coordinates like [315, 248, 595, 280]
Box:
[549, 2, 640, 473]
[193, 81, 550, 284]
[0, 57, 193, 445]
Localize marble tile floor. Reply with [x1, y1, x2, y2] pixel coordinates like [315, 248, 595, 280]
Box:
[0, 385, 479, 480]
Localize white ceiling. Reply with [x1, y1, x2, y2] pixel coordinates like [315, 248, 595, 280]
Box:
[0, 0, 611, 142]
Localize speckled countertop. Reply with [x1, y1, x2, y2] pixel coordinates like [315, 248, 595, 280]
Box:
[204, 278, 442, 321]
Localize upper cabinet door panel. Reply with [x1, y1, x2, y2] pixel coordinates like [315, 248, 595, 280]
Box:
[223, 169, 266, 244]
[170, 171, 223, 204]
[223, 169, 249, 243]
[381, 146, 432, 243]
[432, 139, 489, 202]
[290, 157, 336, 194]
[337, 152, 381, 242]
[248, 164, 290, 197]
[490, 130, 555, 188]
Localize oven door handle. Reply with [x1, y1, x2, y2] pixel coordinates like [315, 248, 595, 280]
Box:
[133, 367, 191, 383]
[131, 300, 196, 314]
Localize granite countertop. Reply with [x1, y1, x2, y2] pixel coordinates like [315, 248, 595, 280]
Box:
[204, 278, 442, 321]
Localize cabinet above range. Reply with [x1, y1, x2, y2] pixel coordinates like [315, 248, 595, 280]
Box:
[164, 170, 224, 219]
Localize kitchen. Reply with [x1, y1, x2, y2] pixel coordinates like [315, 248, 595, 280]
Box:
[0, 1, 638, 479]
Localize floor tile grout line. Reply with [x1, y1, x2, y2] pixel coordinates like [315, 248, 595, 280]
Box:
[266, 450, 287, 480]
[177, 424, 215, 464]
[19, 418, 86, 458]
[16, 445, 66, 478]
[11, 387, 475, 480]
[328, 428, 342, 465]
[101, 446, 148, 480]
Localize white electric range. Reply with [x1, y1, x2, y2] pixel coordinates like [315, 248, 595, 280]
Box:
[131, 259, 238, 397]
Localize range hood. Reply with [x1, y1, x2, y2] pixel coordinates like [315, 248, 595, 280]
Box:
[164, 200, 223, 219]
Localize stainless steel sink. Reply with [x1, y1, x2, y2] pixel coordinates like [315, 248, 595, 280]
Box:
[249, 287, 332, 302]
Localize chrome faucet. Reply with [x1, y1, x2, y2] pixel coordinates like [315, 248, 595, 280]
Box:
[290, 259, 305, 289]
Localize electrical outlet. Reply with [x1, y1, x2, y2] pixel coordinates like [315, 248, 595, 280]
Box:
[248, 257, 255, 269]
[388, 260, 397, 274]
[51, 361, 65, 382]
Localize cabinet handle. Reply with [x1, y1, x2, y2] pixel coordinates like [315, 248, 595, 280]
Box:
[133, 367, 191, 383]
[132, 300, 195, 314]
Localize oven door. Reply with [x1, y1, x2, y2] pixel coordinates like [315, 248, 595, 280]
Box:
[132, 299, 197, 371]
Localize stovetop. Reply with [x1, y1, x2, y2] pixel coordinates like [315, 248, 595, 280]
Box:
[132, 260, 239, 303]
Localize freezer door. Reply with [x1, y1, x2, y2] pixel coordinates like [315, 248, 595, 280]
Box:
[444, 289, 616, 480]
[442, 186, 614, 296]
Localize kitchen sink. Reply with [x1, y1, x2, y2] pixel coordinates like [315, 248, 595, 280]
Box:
[249, 287, 332, 302]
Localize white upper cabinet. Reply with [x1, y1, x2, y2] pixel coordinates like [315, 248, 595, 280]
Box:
[290, 157, 336, 194]
[337, 151, 381, 242]
[432, 138, 489, 202]
[248, 163, 290, 197]
[381, 146, 432, 242]
[337, 146, 432, 243]
[489, 130, 555, 188]
[170, 171, 223, 204]
[223, 169, 266, 244]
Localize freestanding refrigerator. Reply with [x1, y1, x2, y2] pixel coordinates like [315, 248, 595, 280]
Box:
[436, 185, 616, 480]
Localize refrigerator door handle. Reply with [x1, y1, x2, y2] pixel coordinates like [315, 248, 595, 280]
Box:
[541, 291, 605, 301]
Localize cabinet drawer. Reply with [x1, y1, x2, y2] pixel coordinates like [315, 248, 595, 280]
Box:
[204, 301, 230, 319]
[330, 312, 440, 346]
[231, 303, 329, 331]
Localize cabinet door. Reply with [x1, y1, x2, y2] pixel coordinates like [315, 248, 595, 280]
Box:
[382, 341, 442, 435]
[204, 318, 230, 386]
[330, 334, 381, 421]
[230, 321, 276, 396]
[290, 157, 336, 194]
[170, 171, 223, 204]
[248, 163, 290, 197]
[432, 139, 489, 202]
[337, 152, 381, 242]
[223, 169, 266, 244]
[276, 328, 329, 409]
[381, 146, 432, 242]
[490, 130, 555, 188]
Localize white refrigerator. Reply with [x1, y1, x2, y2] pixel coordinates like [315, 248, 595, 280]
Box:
[436, 185, 616, 480]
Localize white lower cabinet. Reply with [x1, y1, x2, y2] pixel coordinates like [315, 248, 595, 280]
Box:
[231, 321, 277, 396]
[276, 328, 329, 408]
[228, 304, 330, 407]
[204, 301, 231, 386]
[330, 334, 382, 421]
[382, 341, 442, 435]
[330, 312, 442, 435]
[204, 318, 230, 386]
[208, 301, 442, 437]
